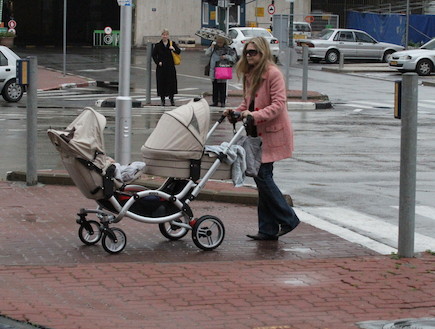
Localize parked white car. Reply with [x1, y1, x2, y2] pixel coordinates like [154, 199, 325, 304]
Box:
[228, 27, 279, 62]
[0, 46, 23, 102]
[296, 28, 404, 64]
[388, 38, 435, 76]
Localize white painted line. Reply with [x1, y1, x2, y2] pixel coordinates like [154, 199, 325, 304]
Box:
[391, 205, 435, 221]
[287, 102, 315, 110]
[305, 207, 435, 253]
[295, 208, 397, 255]
[346, 103, 374, 109]
[353, 100, 393, 107]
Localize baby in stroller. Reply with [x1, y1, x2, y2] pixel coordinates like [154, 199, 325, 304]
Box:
[48, 98, 247, 254]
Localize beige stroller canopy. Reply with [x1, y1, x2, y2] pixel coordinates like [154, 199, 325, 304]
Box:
[141, 99, 210, 161]
[48, 107, 110, 171]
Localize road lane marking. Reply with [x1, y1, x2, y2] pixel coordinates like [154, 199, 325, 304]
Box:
[295, 208, 396, 255]
[298, 206, 435, 253]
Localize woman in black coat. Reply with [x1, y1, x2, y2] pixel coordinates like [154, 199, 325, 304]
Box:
[152, 29, 181, 106]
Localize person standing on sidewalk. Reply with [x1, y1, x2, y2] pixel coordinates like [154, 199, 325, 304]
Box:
[224, 37, 300, 241]
[205, 36, 236, 107]
[152, 29, 181, 106]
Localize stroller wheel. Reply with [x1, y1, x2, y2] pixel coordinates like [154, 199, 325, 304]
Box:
[78, 220, 102, 245]
[159, 216, 189, 240]
[192, 215, 225, 251]
[101, 227, 127, 254]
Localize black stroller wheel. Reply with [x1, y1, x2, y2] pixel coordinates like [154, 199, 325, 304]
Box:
[78, 220, 102, 245]
[101, 228, 127, 254]
[192, 215, 225, 251]
[159, 216, 189, 240]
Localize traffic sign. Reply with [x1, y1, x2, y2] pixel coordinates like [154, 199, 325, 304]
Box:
[117, 0, 131, 6]
[305, 15, 315, 23]
[8, 20, 16, 29]
[267, 4, 275, 15]
[104, 26, 112, 35]
[104, 35, 113, 45]
[8, 28, 16, 34]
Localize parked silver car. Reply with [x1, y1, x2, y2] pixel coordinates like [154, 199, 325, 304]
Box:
[296, 28, 404, 64]
[228, 27, 280, 62]
[0, 46, 23, 102]
[388, 38, 435, 76]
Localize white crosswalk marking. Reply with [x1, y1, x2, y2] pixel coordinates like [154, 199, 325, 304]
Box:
[296, 206, 435, 254]
[342, 99, 435, 112]
[36, 89, 202, 103]
[391, 205, 435, 221]
[295, 208, 397, 254]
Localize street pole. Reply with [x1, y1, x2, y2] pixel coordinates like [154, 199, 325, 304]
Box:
[115, 0, 132, 165]
[285, 0, 294, 91]
[302, 45, 308, 101]
[398, 73, 418, 258]
[405, 0, 410, 49]
[0, 0, 3, 25]
[145, 42, 152, 105]
[26, 57, 38, 186]
[63, 0, 67, 76]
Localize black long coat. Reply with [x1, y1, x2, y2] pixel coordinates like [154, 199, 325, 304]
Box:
[152, 40, 181, 97]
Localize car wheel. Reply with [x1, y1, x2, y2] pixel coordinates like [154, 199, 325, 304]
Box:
[383, 50, 395, 63]
[325, 49, 339, 64]
[2, 79, 23, 102]
[416, 59, 433, 76]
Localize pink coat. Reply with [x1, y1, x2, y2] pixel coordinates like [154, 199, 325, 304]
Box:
[235, 64, 294, 163]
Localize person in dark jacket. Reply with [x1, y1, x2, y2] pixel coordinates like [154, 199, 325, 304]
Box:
[152, 29, 181, 106]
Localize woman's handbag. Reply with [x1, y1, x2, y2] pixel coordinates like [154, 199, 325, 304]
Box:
[204, 62, 210, 76]
[170, 41, 181, 65]
[215, 64, 232, 80]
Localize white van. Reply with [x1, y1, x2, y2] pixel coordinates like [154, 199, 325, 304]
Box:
[292, 22, 312, 40]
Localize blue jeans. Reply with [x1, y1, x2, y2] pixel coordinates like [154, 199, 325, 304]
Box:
[253, 162, 300, 237]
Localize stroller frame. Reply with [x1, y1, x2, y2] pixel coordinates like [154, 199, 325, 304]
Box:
[50, 106, 246, 254]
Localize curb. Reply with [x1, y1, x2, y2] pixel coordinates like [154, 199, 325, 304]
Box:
[95, 98, 143, 108]
[6, 171, 296, 206]
[60, 80, 97, 90]
[287, 101, 332, 110]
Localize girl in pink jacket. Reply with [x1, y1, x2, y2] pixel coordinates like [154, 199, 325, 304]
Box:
[225, 37, 300, 241]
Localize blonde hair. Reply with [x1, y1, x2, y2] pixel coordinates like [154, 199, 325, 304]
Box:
[161, 28, 169, 35]
[235, 36, 275, 99]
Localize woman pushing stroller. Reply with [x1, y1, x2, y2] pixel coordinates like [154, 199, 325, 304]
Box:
[224, 36, 300, 241]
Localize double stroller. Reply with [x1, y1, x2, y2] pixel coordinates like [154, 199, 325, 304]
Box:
[48, 98, 246, 254]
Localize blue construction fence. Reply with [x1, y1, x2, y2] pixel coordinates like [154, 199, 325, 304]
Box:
[347, 10, 435, 46]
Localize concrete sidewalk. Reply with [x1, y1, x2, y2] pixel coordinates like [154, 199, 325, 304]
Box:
[37, 67, 96, 91]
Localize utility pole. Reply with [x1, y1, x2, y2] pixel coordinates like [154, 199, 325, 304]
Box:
[115, 0, 133, 165]
[405, 0, 410, 49]
[63, 0, 67, 76]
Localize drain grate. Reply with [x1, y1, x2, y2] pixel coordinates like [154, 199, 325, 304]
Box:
[357, 318, 435, 329]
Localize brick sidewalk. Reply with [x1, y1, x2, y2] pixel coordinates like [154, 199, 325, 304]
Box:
[0, 181, 434, 329]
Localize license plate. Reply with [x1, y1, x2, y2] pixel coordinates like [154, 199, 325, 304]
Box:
[390, 61, 398, 65]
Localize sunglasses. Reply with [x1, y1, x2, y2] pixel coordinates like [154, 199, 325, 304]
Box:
[244, 49, 259, 57]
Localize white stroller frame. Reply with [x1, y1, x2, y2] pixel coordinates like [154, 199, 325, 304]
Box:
[48, 100, 246, 254]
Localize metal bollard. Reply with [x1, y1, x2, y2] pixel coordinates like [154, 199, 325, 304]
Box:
[26, 56, 38, 186]
[339, 52, 344, 69]
[146, 42, 152, 105]
[302, 45, 308, 101]
[398, 73, 418, 258]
